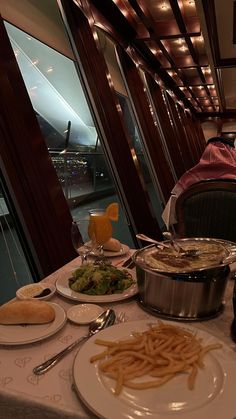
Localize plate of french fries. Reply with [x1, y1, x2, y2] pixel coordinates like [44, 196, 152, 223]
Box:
[73, 320, 236, 418]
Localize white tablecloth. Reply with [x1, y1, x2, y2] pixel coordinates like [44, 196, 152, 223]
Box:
[0, 255, 235, 419]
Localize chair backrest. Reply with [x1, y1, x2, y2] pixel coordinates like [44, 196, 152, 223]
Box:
[175, 179, 236, 242]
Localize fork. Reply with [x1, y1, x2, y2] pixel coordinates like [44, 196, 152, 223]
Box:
[121, 256, 133, 267]
[114, 256, 134, 269]
[116, 312, 128, 323]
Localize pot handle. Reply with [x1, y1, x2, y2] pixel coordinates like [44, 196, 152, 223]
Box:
[222, 253, 236, 272]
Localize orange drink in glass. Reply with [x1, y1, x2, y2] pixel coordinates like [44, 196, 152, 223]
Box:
[88, 209, 112, 249]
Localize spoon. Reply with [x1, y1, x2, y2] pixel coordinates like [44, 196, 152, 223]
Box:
[33, 308, 116, 375]
[162, 231, 184, 252]
[162, 232, 200, 257]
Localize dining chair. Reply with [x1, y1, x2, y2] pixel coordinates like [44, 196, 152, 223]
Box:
[175, 179, 236, 242]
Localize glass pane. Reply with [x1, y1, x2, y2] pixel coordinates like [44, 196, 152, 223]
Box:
[0, 183, 33, 304]
[139, 70, 178, 182]
[5, 21, 135, 248]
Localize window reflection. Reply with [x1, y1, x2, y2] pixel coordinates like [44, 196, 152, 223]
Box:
[50, 149, 113, 201]
[0, 184, 33, 304]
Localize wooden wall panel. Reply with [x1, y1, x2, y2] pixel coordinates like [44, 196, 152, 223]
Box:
[176, 105, 201, 163]
[164, 93, 196, 171]
[191, 116, 206, 155]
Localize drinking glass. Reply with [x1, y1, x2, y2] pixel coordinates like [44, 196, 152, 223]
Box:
[88, 209, 112, 257]
[71, 219, 92, 265]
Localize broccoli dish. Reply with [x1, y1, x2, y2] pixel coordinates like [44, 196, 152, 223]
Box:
[68, 263, 134, 295]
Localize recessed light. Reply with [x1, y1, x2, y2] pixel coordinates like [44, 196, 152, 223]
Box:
[160, 2, 169, 11]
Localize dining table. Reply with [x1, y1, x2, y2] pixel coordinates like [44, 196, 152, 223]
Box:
[0, 251, 236, 419]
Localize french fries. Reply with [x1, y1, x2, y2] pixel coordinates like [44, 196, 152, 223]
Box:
[90, 321, 222, 395]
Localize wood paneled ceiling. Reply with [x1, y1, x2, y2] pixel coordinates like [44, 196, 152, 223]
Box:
[84, 0, 236, 118]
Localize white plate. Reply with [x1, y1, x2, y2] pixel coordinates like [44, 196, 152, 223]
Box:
[0, 303, 66, 346]
[84, 243, 130, 258]
[67, 304, 103, 324]
[16, 283, 56, 300]
[56, 270, 137, 303]
[73, 320, 236, 419]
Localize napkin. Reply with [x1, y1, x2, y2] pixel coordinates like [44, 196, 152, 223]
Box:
[162, 195, 178, 230]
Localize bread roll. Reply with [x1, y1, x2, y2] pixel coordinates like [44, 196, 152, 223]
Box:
[0, 300, 55, 325]
[103, 238, 121, 252]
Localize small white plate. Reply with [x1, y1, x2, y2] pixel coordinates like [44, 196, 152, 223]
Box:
[56, 269, 137, 303]
[0, 303, 66, 346]
[16, 283, 56, 301]
[82, 242, 130, 258]
[67, 304, 103, 325]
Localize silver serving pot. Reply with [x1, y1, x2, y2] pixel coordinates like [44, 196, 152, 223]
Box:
[133, 238, 236, 321]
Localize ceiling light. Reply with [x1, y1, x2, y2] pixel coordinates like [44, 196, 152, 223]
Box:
[180, 45, 187, 52]
[150, 47, 158, 54]
[201, 67, 211, 75]
[160, 2, 169, 11]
